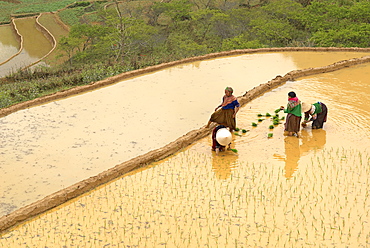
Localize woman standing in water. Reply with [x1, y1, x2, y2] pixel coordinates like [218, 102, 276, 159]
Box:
[280, 91, 302, 137]
[206, 87, 240, 132]
[301, 102, 328, 129]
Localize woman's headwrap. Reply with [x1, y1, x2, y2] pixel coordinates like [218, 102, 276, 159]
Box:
[225, 87, 233, 93]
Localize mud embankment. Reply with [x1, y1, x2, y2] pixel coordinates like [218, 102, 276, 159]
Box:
[0, 47, 369, 233]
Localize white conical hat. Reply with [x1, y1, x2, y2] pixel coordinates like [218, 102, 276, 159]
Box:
[301, 102, 312, 113]
[216, 128, 232, 146]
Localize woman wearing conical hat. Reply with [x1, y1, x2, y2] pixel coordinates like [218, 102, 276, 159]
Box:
[280, 91, 302, 137]
[301, 102, 328, 129]
[211, 125, 232, 154]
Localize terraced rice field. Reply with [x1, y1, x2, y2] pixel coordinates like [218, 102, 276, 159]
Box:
[0, 51, 369, 247]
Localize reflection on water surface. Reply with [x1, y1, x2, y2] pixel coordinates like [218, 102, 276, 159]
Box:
[0, 25, 19, 63]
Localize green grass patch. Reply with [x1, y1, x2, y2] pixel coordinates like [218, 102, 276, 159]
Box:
[58, 7, 86, 26]
[0, 63, 130, 109]
[0, 0, 78, 23]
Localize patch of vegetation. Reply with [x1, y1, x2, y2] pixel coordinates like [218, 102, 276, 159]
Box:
[13, 0, 77, 14]
[67, 1, 91, 8]
[58, 7, 86, 26]
[0, 63, 130, 109]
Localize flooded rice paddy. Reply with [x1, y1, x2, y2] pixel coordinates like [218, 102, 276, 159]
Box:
[0, 51, 370, 247]
[0, 51, 369, 217]
[0, 17, 52, 77]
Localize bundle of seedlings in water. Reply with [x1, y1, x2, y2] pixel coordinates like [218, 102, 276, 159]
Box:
[266, 113, 271, 117]
[258, 118, 263, 122]
[252, 122, 258, 127]
[257, 113, 263, 117]
[281, 116, 285, 120]
[269, 125, 274, 129]
[234, 132, 242, 136]
[275, 108, 281, 113]
[242, 129, 249, 133]
[268, 133, 273, 138]
[272, 115, 280, 125]
[235, 127, 240, 131]
[230, 148, 238, 153]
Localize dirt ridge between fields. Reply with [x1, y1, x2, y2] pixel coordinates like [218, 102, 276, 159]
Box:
[0, 47, 369, 233]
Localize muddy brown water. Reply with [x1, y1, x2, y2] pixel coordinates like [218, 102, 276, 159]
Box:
[0, 17, 52, 77]
[0, 25, 19, 63]
[1, 51, 369, 218]
[0, 53, 369, 246]
[37, 13, 69, 65]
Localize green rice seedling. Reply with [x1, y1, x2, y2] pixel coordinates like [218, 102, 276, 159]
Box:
[268, 133, 273, 138]
[252, 122, 257, 127]
[269, 125, 274, 129]
[230, 149, 238, 153]
[266, 113, 271, 117]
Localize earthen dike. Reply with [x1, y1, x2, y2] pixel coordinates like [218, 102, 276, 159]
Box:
[0, 47, 369, 233]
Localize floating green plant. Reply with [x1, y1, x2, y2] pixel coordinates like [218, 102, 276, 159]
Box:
[268, 133, 273, 138]
[230, 148, 238, 153]
[252, 122, 257, 127]
[269, 125, 274, 129]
